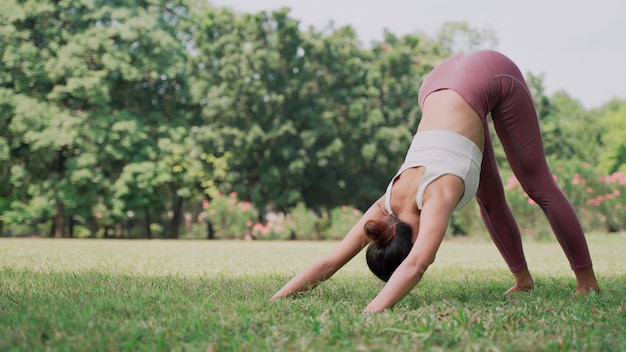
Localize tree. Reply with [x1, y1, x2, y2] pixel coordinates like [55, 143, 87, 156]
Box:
[2, 1, 619, 238]
[543, 91, 603, 164]
[188, 7, 349, 213]
[292, 25, 375, 210]
[1, 0, 95, 237]
[599, 100, 626, 173]
[436, 21, 498, 55]
[331, 31, 432, 210]
[1, 0, 194, 237]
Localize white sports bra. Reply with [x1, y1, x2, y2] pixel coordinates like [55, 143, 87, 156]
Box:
[384, 130, 483, 214]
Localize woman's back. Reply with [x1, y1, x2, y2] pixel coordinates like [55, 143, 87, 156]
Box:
[418, 89, 485, 152]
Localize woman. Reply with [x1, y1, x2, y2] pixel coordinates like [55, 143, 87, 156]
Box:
[271, 50, 600, 312]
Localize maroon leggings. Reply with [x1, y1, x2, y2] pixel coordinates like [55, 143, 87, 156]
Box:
[419, 50, 592, 273]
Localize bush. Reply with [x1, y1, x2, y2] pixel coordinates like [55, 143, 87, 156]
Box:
[251, 203, 320, 240]
[558, 161, 626, 232]
[204, 192, 257, 239]
[197, 164, 626, 242]
[502, 160, 626, 237]
[448, 202, 486, 237]
[286, 203, 320, 240]
[251, 212, 291, 240]
[597, 172, 626, 232]
[180, 223, 207, 240]
[324, 205, 363, 240]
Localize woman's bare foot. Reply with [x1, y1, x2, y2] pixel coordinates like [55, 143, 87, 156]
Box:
[575, 268, 600, 295]
[505, 268, 534, 295]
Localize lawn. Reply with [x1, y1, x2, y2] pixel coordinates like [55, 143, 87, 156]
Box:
[1, 235, 625, 351]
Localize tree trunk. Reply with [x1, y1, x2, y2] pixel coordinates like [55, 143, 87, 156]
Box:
[51, 148, 67, 238]
[170, 196, 184, 239]
[207, 220, 215, 240]
[145, 209, 152, 239]
[53, 202, 64, 238]
[68, 216, 75, 238]
[87, 219, 99, 238]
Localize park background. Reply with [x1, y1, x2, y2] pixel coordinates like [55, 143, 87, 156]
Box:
[2, 2, 626, 351]
[1, 0, 625, 240]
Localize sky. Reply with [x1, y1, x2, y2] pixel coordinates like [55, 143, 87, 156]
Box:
[209, 0, 625, 109]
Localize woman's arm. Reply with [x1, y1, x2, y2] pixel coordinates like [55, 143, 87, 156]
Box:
[363, 177, 461, 312]
[271, 198, 384, 300]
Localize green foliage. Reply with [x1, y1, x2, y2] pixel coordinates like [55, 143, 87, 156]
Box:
[1, 0, 201, 237]
[447, 202, 485, 237]
[188, 7, 318, 212]
[248, 204, 364, 241]
[324, 205, 363, 240]
[204, 192, 257, 239]
[541, 91, 603, 162]
[435, 21, 499, 55]
[250, 214, 292, 240]
[1, 0, 624, 238]
[284, 203, 320, 240]
[248, 203, 320, 240]
[555, 160, 626, 233]
[599, 102, 626, 173]
[500, 158, 626, 236]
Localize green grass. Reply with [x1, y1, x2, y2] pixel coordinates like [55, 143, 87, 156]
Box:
[1, 235, 625, 351]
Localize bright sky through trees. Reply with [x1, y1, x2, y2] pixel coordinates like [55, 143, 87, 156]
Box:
[212, 0, 626, 109]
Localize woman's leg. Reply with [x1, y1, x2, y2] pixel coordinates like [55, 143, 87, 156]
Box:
[476, 124, 528, 272]
[490, 75, 598, 293]
[475, 123, 534, 293]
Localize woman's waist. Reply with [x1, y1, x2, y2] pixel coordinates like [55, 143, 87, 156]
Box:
[419, 90, 484, 149]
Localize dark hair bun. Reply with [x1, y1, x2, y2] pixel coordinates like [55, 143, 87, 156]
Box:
[365, 216, 414, 282]
[364, 219, 395, 247]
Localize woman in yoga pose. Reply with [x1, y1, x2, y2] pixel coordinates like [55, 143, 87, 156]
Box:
[271, 50, 600, 312]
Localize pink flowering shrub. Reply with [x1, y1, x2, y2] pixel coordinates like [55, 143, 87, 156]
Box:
[250, 213, 290, 240]
[201, 163, 625, 241]
[557, 162, 626, 232]
[204, 192, 257, 239]
[504, 161, 626, 236]
[324, 205, 363, 240]
[250, 204, 363, 240]
[251, 203, 320, 240]
[286, 203, 321, 240]
[584, 171, 626, 232]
